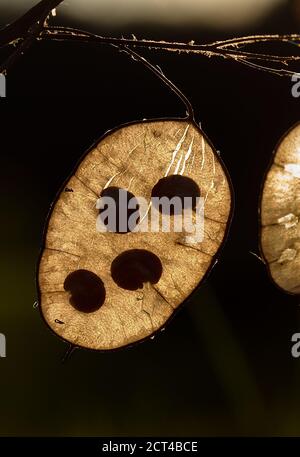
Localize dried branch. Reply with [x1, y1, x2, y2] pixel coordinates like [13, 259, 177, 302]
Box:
[40, 26, 300, 76]
[0, 0, 63, 45]
[0, 0, 299, 77]
[0, 0, 64, 74]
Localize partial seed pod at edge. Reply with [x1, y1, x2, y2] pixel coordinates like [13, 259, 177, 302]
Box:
[260, 122, 300, 295]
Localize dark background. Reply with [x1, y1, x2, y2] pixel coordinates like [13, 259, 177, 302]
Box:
[0, 0, 300, 437]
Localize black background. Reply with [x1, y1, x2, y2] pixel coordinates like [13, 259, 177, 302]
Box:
[0, 0, 300, 437]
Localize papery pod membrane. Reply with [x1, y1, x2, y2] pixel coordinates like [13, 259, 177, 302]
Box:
[260, 122, 300, 294]
[38, 119, 232, 350]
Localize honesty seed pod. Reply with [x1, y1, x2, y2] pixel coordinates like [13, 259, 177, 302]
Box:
[37, 49, 233, 352]
[260, 122, 300, 295]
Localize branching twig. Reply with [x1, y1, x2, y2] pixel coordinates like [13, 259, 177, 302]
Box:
[0, 0, 64, 74]
[41, 26, 300, 77]
[0, 0, 63, 45]
[0, 0, 299, 77]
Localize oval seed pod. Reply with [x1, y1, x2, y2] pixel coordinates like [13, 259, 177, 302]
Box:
[37, 49, 233, 351]
[38, 119, 232, 350]
[260, 122, 300, 294]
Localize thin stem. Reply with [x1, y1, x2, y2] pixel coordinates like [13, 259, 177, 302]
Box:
[234, 57, 296, 77]
[118, 45, 194, 120]
[213, 34, 300, 47]
[62, 343, 77, 364]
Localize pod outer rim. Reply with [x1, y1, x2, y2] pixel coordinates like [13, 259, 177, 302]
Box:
[36, 116, 235, 353]
[259, 120, 300, 297]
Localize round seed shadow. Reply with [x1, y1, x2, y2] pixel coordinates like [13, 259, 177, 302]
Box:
[111, 249, 163, 291]
[151, 175, 200, 215]
[64, 269, 106, 313]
